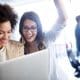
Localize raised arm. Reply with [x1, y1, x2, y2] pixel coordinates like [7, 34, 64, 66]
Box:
[45, 0, 68, 42]
[54, 0, 67, 25]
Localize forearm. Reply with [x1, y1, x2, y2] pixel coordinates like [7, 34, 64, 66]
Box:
[54, 0, 67, 24]
[45, 0, 68, 42]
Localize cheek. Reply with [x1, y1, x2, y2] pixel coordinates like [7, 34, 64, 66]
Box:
[34, 31, 37, 37]
[0, 34, 4, 39]
[22, 32, 28, 37]
[0, 33, 11, 40]
[0, 35, 3, 39]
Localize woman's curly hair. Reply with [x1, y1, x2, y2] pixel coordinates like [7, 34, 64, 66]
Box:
[0, 4, 17, 31]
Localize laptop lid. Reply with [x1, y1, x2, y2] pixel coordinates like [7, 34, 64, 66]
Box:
[0, 49, 49, 80]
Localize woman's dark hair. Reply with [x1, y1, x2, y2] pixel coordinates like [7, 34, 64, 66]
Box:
[75, 15, 80, 56]
[0, 4, 17, 31]
[76, 15, 80, 23]
[19, 11, 46, 53]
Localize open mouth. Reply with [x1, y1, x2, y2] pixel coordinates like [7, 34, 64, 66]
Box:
[26, 35, 33, 39]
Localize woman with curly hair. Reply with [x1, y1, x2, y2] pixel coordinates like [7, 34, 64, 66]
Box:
[0, 4, 24, 61]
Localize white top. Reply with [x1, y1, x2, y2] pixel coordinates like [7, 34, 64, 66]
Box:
[44, 22, 77, 80]
[0, 47, 6, 62]
[44, 22, 65, 80]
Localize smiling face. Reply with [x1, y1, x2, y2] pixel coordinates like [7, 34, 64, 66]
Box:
[0, 21, 12, 48]
[22, 19, 37, 43]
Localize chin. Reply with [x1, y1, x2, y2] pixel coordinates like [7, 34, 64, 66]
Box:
[27, 39, 35, 43]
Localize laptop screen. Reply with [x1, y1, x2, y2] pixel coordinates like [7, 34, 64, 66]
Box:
[0, 49, 49, 80]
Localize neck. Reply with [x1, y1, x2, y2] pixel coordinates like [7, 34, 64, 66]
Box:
[27, 41, 37, 47]
[0, 46, 3, 49]
[25, 41, 38, 54]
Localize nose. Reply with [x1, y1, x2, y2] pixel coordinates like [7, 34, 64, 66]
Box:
[26, 30, 32, 34]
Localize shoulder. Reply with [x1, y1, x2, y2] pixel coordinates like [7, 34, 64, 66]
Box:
[6, 40, 24, 59]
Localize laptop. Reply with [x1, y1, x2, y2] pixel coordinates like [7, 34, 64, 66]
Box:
[0, 49, 49, 80]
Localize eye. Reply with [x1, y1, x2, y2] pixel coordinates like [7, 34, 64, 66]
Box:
[8, 30, 12, 34]
[30, 25, 37, 30]
[0, 31, 4, 35]
[23, 26, 29, 30]
[31, 26, 37, 30]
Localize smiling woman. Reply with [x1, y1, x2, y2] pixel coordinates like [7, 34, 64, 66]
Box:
[0, 21, 11, 48]
[9, 0, 58, 41]
[18, 0, 68, 80]
[0, 4, 24, 61]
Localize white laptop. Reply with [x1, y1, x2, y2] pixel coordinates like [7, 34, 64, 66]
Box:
[0, 49, 49, 80]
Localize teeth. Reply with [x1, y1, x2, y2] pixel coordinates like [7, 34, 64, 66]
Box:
[27, 36, 32, 38]
[27, 37, 31, 39]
